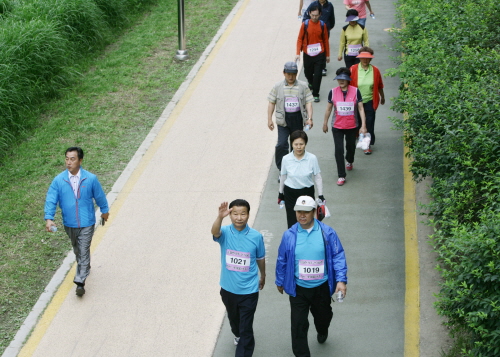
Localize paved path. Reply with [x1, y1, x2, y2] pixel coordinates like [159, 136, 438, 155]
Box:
[9, 0, 449, 355]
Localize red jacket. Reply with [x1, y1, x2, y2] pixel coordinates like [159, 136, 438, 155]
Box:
[350, 64, 384, 110]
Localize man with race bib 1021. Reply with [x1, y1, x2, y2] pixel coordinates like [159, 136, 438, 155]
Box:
[275, 196, 347, 357]
[212, 199, 266, 357]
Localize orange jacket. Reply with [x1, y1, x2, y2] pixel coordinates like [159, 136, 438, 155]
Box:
[296, 20, 330, 57]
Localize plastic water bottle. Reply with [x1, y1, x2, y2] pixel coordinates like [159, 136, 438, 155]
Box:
[279, 201, 285, 209]
[370, 13, 375, 19]
[298, 15, 302, 21]
[337, 291, 344, 303]
[50, 226, 57, 232]
[303, 124, 310, 131]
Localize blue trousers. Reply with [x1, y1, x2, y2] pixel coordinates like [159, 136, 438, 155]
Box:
[220, 288, 259, 357]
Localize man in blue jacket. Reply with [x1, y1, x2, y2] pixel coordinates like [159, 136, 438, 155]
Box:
[303, 0, 336, 76]
[44, 147, 109, 297]
[275, 195, 347, 357]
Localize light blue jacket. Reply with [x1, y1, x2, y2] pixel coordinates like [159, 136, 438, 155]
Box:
[275, 219, 347, 297]
[44, 168, 109, 228]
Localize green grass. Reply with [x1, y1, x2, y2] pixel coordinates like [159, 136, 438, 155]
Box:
[0, 0, 237, 353]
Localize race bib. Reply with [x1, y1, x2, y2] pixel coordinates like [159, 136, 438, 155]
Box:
[337, 101, 355, 116]
[285, 96, 300, 113]
[226, 249, 250, 272]
[299, 259, 325, 280]
[347, 44, 362, 56]
[307, 43, 322, 56]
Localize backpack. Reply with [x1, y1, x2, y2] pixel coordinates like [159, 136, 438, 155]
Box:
[303, 19, 325, 44]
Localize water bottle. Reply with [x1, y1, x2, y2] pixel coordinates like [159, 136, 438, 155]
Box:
[370, 13, 375, 19]
[279, 201, 285, 209]
[303, 124, 310, 131]
[50, 226, 57, 232]
[337, 291, 344, 303]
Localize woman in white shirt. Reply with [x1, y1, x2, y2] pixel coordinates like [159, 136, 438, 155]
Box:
[278, 130, 325, 228]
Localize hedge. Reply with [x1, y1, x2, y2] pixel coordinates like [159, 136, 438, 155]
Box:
[0, 0, 156, 158]
[390, 0, 500, 355]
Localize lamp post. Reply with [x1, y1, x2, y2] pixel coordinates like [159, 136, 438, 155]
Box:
[175, 0, 188, 61]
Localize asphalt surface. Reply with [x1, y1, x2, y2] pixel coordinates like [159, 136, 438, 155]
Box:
[6, 0, 452, 355]
[213, 3, 406, 355]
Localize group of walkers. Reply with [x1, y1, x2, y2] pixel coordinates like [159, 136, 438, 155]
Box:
[213, 1, 387, 357]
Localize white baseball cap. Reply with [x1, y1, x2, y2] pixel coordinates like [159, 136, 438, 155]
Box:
[294, 196, 317, 211]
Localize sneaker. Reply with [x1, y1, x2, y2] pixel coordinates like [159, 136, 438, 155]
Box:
[317, 331, 328, 343]
[234, 337, 240, 346]
[314, 97, 320, 102]
[322, 69, 327, 76]
[75, 285, 85, 296]
[346, 162, 353, 171]
[364, 148, 372, 155]
[337, 177, 346, 186]
[308, 83, 313, 90]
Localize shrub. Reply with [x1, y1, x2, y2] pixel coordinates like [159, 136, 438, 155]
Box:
[390, 0, 500, 354]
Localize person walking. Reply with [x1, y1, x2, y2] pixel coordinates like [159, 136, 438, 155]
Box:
[322, 67, 367, 186]
[337, 9, 369, 68]
[350, 47, 385, 154]
[268, 61, 313, 177]
[298, 0, 314, 18]
[211, 199, 266, 357]
[302, 0, 336, 76]
[278, 130, 324, 229]
[344, 0, 374, 26]
[44, 147, 109, 296]
[296, 4, 330, 102]
[275, 195, 348, 357]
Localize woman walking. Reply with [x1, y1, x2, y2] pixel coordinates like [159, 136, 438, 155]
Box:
[350, 47, 385, 154]
[337, 9, 369, 68]
[278, 130, 325, 228]
[322, 68, 367, 186]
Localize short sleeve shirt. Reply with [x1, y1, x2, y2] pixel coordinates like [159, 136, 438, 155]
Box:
[295, 220, 328, 288]
[343, 0, 369, 18]
[214, 224, 265, 295]
[281, 151, 321, 189]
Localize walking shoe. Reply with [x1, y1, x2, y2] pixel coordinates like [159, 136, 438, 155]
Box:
[337, 177, 346, 186]
[314, 97, 320, 102]
[346, 162, 353, 171]
[308, 83, 313, 90]
[322, 69, 327, 76]
[234, 337, 240, 346]
[364, 148, 372, 155]
[75, 285, 85, 296]
[317, 331, 328, 343]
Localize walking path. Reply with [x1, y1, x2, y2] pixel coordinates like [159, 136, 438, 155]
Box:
[6, 0, 449, 355]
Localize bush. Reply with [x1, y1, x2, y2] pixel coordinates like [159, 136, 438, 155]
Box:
[390, 0, 500, 354]
[0, 0, 157, 159]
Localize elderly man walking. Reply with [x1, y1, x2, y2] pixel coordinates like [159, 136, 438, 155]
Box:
[276, 196, 347, 357]
[44, 147, 109, 296]
[268, 61, 314, 177]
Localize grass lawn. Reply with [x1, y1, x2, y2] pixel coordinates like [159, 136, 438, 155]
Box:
[0, 0, 237, 353]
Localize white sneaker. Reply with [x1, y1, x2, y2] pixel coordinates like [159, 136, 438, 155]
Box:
[234, 337, 240, 345]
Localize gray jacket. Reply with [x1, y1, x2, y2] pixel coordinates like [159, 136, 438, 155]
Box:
[273, 80, 310, 127]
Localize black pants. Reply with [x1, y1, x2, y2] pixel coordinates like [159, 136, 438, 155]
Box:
[363, 100, 376, 145]
[343, 54, 360, 69]
[275, 112, 304, 170]
[220, 288, 259, 357]
[303, 52, 326, 97]
[289, 282, 333, 357]
[284, 185, 315, 228]
[332, 127, 358, 178]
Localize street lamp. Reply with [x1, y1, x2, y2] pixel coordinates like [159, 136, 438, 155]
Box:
[175, 0, 189, 61]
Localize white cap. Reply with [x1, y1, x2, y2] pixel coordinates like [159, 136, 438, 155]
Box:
[294, 196, 317, 211]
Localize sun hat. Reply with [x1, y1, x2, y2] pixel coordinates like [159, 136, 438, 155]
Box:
[294, 196, 317, 211]
[345, 15, 359, 22]
[333, 73, 352, 81]
[284, 61, 298, 73]
[356, 52, 374, 58]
